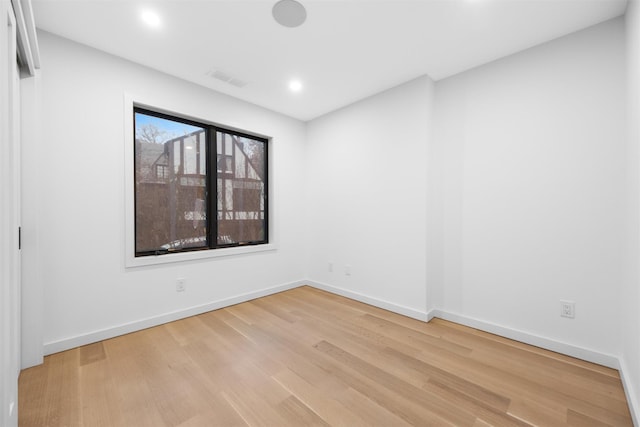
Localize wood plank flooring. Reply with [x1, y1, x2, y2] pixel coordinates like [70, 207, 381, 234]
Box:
[19, 286, 633, 426]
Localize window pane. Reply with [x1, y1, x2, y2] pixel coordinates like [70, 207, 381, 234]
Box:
[216, 131, 267, 245]
[134, 111, 208, 254]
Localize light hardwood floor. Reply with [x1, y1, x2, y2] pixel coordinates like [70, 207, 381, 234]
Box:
[19, 286, 633, 426]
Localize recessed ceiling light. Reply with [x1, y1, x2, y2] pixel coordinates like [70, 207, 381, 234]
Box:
[141, 9, 162, 28]
[273, 0, 307, 28]
[289, 80, 303, 92]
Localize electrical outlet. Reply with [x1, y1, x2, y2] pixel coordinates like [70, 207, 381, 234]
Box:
[560, 300, 575, 318]
[345, 265, 352, 276]
[176, 278, 186, 292]
[328, 262, 333, 272]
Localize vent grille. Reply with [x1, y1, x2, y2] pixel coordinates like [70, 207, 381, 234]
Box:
[206, 69, 248, 88]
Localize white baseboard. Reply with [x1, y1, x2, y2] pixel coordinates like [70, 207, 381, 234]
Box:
[305, 280, 429, 321]
[304, 282, 621, 371]
[619, 356, 639, 426]
[43, 280, 305, 356]
[430, 309, 620, 369]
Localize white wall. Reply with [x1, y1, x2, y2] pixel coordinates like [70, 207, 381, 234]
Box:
[19, 72, 42, 369]
[303, 18, 630, 368]
[623, 0, 640, 422]
[20, 31, 308, 362]
[432, 18, 626, 360]
[305, 76, 434, 318]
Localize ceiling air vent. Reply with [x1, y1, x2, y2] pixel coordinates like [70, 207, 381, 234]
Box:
[206, 69, 248, 88]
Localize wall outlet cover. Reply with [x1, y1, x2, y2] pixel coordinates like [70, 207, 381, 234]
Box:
[560, 300, 575, 318]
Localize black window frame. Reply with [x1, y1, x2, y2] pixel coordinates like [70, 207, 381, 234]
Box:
[133, 106, 269, 257]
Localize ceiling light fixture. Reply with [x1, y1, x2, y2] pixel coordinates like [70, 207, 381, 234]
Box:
[289, 80, 303, 92]
[141, 9, 162, 28]
[272, 0, 307, 28]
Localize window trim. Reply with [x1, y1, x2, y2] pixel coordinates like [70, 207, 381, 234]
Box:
[124, 93, 276, 268]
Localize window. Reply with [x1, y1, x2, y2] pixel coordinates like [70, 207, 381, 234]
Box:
[134, 107, 268, 257]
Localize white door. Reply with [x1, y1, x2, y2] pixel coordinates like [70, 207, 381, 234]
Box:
[1, 2, 21, 426]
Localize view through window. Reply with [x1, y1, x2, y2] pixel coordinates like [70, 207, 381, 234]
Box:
[134, 108, 268, 256]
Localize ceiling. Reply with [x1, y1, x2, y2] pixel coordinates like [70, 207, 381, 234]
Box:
[32, 0, 627, 121]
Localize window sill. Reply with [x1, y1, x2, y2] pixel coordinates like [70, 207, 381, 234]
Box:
[125, 243, 277, 268]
